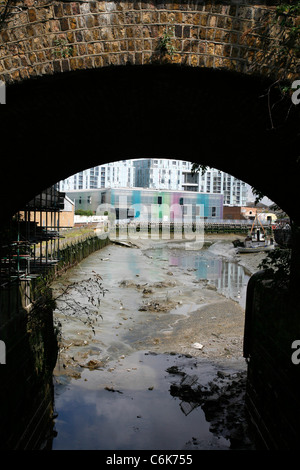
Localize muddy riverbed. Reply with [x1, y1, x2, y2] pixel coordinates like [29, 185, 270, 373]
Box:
[51, 234, 266, 450]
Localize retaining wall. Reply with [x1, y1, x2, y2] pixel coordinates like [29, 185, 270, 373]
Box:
[244, 271, 300, 449]
[0, 233, 110, 449]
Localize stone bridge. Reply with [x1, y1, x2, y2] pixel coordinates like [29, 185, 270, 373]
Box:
[0, 0, 299, 223]
[0, 0, 300, 449]
[0, 0, 298, 83]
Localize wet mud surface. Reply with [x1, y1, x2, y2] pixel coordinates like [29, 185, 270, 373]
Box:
[51, 235, 265, 450]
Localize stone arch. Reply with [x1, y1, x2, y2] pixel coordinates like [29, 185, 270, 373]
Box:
[1, 64, 299, 223]
[0, 1, 299, 448]
[0, 0, 298, 84]
[1, 58, 300, 450]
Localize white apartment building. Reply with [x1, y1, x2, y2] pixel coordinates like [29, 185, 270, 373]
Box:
[59, 158, 248, 206]
[133, 159, 248, 206]
[199, 168, 248, 206]
[59, 160, 136, 192]
[133, 158, 191, 190]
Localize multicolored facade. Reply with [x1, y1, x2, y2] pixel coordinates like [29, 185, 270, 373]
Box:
[67, 188, 223, 222]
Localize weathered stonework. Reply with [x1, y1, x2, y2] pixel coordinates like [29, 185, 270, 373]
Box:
[0, 0, 298, 84]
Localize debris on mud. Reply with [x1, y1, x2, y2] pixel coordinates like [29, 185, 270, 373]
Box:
[119, 279, 177, 290]
[167, 366, 255, 449]
[138, 298, 178, 312]
[80, 359, 106, 370]
[104, 386, 123, 394]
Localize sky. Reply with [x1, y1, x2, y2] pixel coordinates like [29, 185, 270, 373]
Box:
[246, 185, 274, 206]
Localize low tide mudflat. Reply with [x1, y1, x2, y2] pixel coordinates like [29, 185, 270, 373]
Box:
[51, 234, 264, 450]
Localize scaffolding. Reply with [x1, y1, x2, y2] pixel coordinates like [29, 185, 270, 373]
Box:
[0, 185, 65, 291]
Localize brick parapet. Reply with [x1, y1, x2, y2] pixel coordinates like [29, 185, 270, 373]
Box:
[0, 1, 297, 83]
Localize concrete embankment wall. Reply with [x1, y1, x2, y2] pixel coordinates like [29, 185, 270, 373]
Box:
[53, 234, 110, 277]
[0, 234, 110, 449]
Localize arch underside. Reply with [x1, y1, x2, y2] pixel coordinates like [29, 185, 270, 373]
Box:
[1, 64, 299, 222]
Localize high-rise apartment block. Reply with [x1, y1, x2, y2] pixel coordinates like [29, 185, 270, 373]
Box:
[199, 169, 248, 206]
[59, 158, 248, 206]
[59, 160, 136, 192]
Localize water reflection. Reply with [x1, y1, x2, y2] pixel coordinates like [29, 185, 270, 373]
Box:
[147, 246, 250, 307]
[53, 352, 232, 450]
[51, 242, 251, 450]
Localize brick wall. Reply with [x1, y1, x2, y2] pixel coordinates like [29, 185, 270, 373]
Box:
[0, 0, 297, 83]
[223, 206, 246, 220]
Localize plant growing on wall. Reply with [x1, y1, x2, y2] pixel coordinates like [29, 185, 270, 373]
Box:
[157, 22, 177, 59]
[53, 38, 73, 59]
[241, 2, 299, 81]
[274, 2, 300, 67]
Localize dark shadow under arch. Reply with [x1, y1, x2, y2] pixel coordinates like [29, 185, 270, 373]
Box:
[1, 63, 300, 450]
[1, 64, 299, 222]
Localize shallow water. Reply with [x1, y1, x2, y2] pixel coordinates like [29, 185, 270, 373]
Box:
[143, 241, 250, 307]
[51, 240, 251, 450]
[53, 349, 250, 450]
[53, 351, 240, 450]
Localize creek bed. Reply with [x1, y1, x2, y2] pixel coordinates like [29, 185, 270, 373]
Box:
[51, 236, 261, 450]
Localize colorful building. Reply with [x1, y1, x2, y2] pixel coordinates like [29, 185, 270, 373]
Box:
[66, 187, 223, 222]
[60, 158, 248, 207]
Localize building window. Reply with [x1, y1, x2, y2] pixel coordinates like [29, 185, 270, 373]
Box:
[211, 207, 216, 217]
[158, 196, 162, 204]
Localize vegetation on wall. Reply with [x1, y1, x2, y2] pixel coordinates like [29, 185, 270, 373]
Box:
[0, 0, 10, 30]
[241, 1, 300, 130]
[192, 3, 299, 207]
[157, 23, 177, 59]
[241, 1, 299, 81]
[53, 38, 73, 59]
[272, 1, 300, 75]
